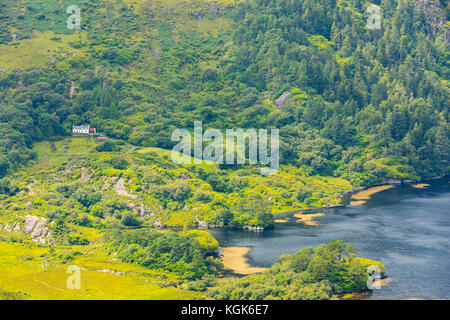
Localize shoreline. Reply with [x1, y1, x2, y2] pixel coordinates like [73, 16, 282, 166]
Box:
[138, 180, 442, 232]
[220, 247, 268, 275]
[293, 212, 325, 226]
[349, 185, 396, 206]
[213, 180, 448, 299]
[340, 277, 395, 300]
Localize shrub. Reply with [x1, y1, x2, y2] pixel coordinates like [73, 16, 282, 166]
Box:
[104, 229, 223, 280]
[121, 212, 141, 227]
[193, 189, 214, 203]
[96, 140, 117, 152]
[295, 187, 312, 202]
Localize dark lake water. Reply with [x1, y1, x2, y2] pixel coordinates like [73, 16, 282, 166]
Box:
[210, 180, 450, 299]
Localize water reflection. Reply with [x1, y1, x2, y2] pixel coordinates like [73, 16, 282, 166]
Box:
[210, 180, 450, 299]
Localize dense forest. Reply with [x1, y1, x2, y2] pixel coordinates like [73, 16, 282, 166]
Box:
[0, 0, 448, 185]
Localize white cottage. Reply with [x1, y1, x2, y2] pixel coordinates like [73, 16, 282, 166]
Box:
[72, 125, 90, 134]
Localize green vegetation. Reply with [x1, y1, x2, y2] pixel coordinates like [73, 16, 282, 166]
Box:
[0, 0, 448, 300]
[0, 237, 201, 300]
[0, 0, 448, 186]
[0, 137, 351, 232]
[104, 229, 223, 280]
[209, 240, 386, 300]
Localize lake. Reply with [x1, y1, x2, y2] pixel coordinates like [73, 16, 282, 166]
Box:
[210, 180, 450, 299]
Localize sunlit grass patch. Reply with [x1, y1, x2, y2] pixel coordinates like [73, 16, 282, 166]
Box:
[23, 137, 97, 174]
[308, 35, 335, 50]
[137, 146, 218, 170]
[0, 30, 86, 69]
[0, 241, 200, 300]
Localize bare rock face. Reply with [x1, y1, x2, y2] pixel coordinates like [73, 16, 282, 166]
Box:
[193, 214, 208, 229]
[24, 215, 53, 244]
[415, 0, 450, 42]
[13, 223, 21, 233]
[80, 167, 91, 183]
[30, 218, 48, 238]
[69, 81, 76, 100]
[151, 48, 160, 58]
[198, 220, 208, 229]
[115, 178, 138, 199]
[24, 215, 40, 234]
[275, 91, 291, 108]
[127, 201, 137, 213]
[180, 173, 192, 180]
[139, 203, 145, 217]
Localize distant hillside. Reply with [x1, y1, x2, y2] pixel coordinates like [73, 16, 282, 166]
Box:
[0, 0, 448, 187]
[0, 0, 448, 301]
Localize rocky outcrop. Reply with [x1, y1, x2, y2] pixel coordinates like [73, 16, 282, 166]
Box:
[80, 167, 91, 182]
[0, 215, 53, 244]
[0, 222, 21, 233]
[415, 0, 449, 42]
[198, 220, 208, 229]
[151, 48, 160, 58]
[275, 91, 291, 108]
[139, 203, 145, 217]
[97, 269, 125, 276]
[24, 215, 53, 244]
[24, 215, 40, 234]
[246, 225, 264, 232]
[114, 178, 138, 199]
[13, 223, 21, 233]
[69, 81, 76, 100]
[194, 215, 208, 229]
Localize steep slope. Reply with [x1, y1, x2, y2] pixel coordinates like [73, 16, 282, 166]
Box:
[0, 0, 448, 225]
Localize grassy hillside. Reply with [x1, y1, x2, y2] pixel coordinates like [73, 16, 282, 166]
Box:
[0, 231, 201, 299]
[1, 136, 351, 229]
[0, 0, 447, 186]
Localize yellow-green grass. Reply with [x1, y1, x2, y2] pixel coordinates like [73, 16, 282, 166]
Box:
[137, 146, 218, 171]
[368, 157, 417, 180]
[22, 137, 98, 174]
[176, 17, 233, 37]
[68, 224, 104, 243]
[121, 0, 235, 17]
[308, 35, 335, 50]
[243, 167, 351, 208]
[272, 205, 300, 214]
[0, 241, 201, 300]
[0, 30, 87, 70]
